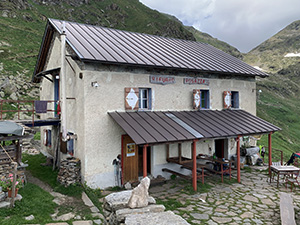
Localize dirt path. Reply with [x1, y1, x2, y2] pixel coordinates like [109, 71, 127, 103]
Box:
[25, 171, 53, 192]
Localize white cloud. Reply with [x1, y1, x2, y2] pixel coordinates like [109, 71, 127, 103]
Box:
[140, 0, 300, 52]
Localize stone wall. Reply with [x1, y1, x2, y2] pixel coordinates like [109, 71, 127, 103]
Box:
[57, 157, 81, 186]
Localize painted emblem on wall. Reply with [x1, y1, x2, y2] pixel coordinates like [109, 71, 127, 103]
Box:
[126, 143, 136, 157]
[126, 88, 139, 110]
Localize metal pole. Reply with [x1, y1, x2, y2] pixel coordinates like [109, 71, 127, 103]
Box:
[143, 144, 148, 178]
[193, 140, 197, 191]
[237, 136, 241, 183]
[268, 132, 272, 175]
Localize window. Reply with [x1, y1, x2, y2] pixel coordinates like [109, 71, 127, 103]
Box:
[223, 91, 239, 109]
[200, 90, 209, 109]
[125, 87, 152, 110]
[231, 91, 239, 108]
[193, 89, 210, 109]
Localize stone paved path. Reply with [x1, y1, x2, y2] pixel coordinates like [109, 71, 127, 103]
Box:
[149, 167, 300, 225]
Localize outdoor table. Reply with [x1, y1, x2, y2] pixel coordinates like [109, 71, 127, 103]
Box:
[197, 155, 232, 182]
[270, 165, 300, 187]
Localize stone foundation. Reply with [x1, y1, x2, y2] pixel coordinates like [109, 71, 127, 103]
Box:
[57, 157, 81, 186]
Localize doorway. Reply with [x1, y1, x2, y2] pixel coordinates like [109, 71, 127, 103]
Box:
[215, 139, 224, 158]
[122, 135, 138, 183]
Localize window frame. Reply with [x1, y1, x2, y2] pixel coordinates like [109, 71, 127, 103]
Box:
[231, 91, 239, 109]
[200, 90, 210, 109]
[138, 88, 152, 110]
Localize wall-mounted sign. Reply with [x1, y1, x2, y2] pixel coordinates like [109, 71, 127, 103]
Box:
[184, 77, 209, 85]
[150, 75, 175, 85]
[126, 143, 136, 157]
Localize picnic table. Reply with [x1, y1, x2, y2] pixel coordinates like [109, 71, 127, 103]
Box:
[270, 165, 300, 187]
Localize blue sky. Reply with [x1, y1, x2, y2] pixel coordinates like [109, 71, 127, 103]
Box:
[140, 0, 300, 53]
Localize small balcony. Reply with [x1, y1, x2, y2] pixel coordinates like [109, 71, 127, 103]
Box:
[0, 100, 60, 127]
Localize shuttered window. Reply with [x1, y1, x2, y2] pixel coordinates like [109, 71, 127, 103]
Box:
[125, 88, 139, 110]
[223, 91, 239, 109]
[193, 89, 209, 109]
[125, 88, 151, 110]
[223, 91, 232, 109]
[193, 89, 201, 109]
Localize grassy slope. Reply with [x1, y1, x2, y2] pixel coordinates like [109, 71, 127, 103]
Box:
[0, 0, 240, 80]
[244, 20, 300, 160]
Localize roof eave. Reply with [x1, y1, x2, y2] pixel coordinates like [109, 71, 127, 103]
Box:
[81, 59, 266, 78]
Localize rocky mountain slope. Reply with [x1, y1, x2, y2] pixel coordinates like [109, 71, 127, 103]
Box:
[244, 20, 300, 156]
[0, 0, 241, 103]
[1, 0, 300, 158]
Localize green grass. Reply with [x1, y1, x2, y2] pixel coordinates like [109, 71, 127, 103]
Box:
[0, 183, 56, 225]
[156, 198, 184, 211]
[23, 153, 85, 198]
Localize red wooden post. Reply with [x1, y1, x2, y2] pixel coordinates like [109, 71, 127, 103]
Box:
[193, 140, 197, 191]
[143, 144, 148, 178]
[237, 136, 241, 183]
[268, 132, 272, 175]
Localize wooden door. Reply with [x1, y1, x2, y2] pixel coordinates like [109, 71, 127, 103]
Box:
[122, 135, 138, 183]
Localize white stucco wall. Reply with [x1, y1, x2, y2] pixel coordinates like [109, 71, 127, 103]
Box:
[39, 35, 257, 189]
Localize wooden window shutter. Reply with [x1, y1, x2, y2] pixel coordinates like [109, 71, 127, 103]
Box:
[125, 88, 139, 110]
[193, 89, 201, 109]
[223, 91, 232, 109]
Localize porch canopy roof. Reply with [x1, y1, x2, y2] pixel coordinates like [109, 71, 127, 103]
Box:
[108, 110, 281, 145]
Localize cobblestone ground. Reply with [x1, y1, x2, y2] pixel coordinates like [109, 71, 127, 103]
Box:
[149, 167, 300, 225]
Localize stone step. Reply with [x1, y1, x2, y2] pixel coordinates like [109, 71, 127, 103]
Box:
[125, 211, 190, 225]
[116, 204, 166, 222]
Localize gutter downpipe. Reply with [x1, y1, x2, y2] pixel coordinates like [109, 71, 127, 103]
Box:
[60, 22, 68, 142]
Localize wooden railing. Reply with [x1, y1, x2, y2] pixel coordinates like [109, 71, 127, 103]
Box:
[0, 100, 57, 126]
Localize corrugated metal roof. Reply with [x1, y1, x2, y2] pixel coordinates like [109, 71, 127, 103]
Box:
[108, 110, 281, 145]
[48, 18, 268, 77]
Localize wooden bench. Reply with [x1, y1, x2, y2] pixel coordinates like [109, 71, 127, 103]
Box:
[280, 192, 296, 225]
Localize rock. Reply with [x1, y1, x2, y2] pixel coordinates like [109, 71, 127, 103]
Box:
[93, 219, 102, 225]
[0, 201, 10, 208]
[116, 204, 165, 222]
[90, 206, 100, 213]
[125, 211, 190, 225]
[82, 192, 94, 207]
[124, 182, 132, 190]
[73, 221, 93, 225]
[25, 215, 35, 220]
[104, 190, 133, 211]
[127, 176, 150, 209]
[55, 212, 75, 221]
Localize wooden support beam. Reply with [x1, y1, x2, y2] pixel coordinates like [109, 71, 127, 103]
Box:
[143, 144, 148, 178]
[268, 132, 272, 176]
[237, 136, 241, 183]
